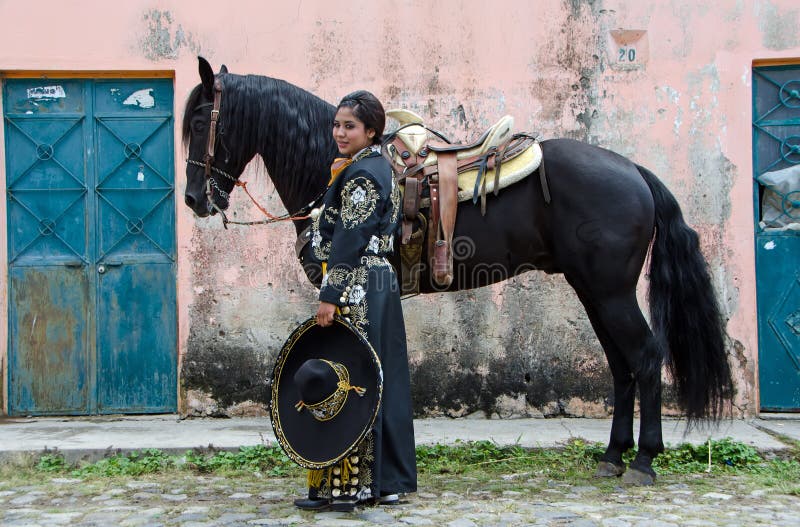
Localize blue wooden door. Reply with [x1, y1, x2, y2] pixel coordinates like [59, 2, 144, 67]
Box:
[752, 65, 800, 411]
[4, 78, 176, 415]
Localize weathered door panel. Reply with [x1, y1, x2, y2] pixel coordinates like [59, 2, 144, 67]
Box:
[97, 263, 176, 413]
[8, 267, 91, 414]
[95, 117, 175, 263]
[5, 115, 88, 264]
[755, 238, 800, 409]
[3, 80, 86, 115]
[753, 65, 800, 411]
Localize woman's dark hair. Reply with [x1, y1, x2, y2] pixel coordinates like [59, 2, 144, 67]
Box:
[337, 90, 385, 145]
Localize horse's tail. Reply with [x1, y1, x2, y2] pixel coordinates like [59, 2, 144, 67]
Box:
[636, 164, 733, 423]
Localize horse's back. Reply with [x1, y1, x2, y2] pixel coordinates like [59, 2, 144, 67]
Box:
[540, 137, 655, 220]
[541, 138, 650, 189]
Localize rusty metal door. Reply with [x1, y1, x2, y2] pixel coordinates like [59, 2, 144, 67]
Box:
[4, 78, 176, 415]
[752, 65, 800, 411]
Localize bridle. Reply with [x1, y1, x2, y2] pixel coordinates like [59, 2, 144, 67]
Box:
[186, 79, 237, 219]
[186, 78, 323, 228]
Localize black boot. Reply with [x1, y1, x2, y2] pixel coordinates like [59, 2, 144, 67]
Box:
[329, 497, 358, 512]
[294, 487, 330, 511]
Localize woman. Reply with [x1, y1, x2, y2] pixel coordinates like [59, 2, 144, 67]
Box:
[295, 90, 417, 511]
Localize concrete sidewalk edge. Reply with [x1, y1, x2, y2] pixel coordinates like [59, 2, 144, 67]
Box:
[1, 416, 797, 464]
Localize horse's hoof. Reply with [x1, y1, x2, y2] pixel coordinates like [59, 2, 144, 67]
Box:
[622, 468, 656, 486]
[594, 461, 626, 478]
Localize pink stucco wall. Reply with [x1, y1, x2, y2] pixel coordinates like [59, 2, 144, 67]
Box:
[1, 0, 799, 416]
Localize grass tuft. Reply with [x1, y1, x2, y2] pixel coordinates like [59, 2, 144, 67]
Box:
[184, 445, 296, 476]
[14, 437, 798, 492]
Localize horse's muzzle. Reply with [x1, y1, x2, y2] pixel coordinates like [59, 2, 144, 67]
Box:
[184, 193, 211, 218]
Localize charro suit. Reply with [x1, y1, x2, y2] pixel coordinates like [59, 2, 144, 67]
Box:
[309, 146, 417, 499]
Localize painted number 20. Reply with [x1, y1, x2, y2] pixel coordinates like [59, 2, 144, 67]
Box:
[618, 47, 637, 62]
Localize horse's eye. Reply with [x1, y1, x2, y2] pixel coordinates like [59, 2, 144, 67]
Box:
[192, 121, 206, 134]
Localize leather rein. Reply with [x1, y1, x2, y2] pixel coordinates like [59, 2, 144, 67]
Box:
[186, 79, 320, 228]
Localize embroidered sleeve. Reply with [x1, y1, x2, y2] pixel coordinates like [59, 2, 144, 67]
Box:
[319, 169, 388, 306]
[311, 205, 338, 261]
[340, 177, 379, 229]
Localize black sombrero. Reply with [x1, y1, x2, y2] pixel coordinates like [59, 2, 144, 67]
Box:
[270, 316, 382, 469]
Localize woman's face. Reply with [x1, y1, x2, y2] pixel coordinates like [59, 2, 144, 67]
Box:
[332, 106, 375, 157]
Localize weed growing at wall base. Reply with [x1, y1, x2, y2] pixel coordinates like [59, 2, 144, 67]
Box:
[35, 453, 68, 473]
[18, 446, 297, 480]
[11, 438, 799, 492]
[184, 444, 295, 475]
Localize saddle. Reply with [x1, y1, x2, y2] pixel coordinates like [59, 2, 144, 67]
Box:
[382, 109, 543, 293]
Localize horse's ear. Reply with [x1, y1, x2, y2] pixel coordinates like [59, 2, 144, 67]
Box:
[219, 64, 228, 74]
[198, 56, 215, 98]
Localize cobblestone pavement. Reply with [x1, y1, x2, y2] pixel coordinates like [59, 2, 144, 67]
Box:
[1, 472, 799, 527]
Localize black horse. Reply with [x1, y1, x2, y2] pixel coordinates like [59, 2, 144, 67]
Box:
[183, 57, 733, 485]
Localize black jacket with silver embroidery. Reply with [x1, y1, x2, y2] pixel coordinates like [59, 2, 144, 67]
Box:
[312, 151, 400, 307]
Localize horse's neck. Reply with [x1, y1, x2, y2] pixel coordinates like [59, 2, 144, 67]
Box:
[250, 80, 336, 227]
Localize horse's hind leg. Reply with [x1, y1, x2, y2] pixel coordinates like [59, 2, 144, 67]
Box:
[570, 283, 664, 484]
[618, 331, 664, 485]
[598, 352, 636, 477]
[571, 286, 636, 477]
[600, 294, 664, 484]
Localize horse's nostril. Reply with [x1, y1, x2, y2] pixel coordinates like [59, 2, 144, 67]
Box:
[185, 195, 196, 208]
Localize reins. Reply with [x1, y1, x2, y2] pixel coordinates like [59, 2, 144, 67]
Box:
[223, 181, 325, 227]
[187, 79, 323, 228]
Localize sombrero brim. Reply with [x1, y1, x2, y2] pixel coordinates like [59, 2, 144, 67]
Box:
[270, 316, 382, 469]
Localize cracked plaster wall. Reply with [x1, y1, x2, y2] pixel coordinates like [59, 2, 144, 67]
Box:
[1, 0, 798, 418]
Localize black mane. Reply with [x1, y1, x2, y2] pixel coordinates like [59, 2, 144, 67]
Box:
[183, 73, 338, 213]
